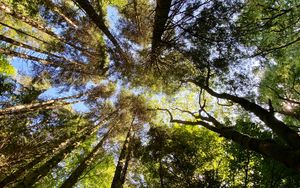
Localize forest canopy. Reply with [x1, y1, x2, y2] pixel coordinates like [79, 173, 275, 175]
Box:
[0, 0, 300, 187]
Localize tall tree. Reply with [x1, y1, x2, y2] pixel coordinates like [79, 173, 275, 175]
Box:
[60, 125, 113, 188]
[111, 121, 133, 188]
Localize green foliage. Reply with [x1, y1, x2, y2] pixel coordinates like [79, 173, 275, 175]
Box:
[79, 155, 115, 188]
[259, 45, 300, 126]
[0, 55, 15, 76]
[237, 0, 300, 56]
[139, 125, 227, 187]
[104, 0, 127, 8]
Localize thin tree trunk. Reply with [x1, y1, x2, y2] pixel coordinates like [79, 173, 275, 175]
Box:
[14, 140, 82, 187]
[73, 0, 125, 60]
[159, 160, 164, 188]
[111, 125, 133, 188]
[43, 0, 79, 29]
[0, 47, 58, 66]
[0, 2, 57, 37]
[0, 34, 60, 59]
[0, 94, 82, 116]
[0, 21, 52, 45]
[1, 1, 86, 51]
[0, 155, 44, 187]
[0, 34, 91, 68]
[0, 84, 114, 116]
[0, 4, 95, 57]
[0, 48, 97, 75]
[13, 112, 117, 188]
[243, 150, 250, 188]
[269, 161, 275, 188]
[120, 133, 134, 185]
[0, 124, 90, 187]
[60, 126, 113, 188]
[0, 35, 105, 74]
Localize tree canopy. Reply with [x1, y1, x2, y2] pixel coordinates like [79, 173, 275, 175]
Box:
[0, 0, 300, 187]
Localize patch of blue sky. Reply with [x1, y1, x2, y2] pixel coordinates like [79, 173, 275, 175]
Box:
[107, 6, 121, 35]
[72, 102, 90, 112]
[107, 6, 143, 51]
[107, 6, 144, 53]
[10, 48, 48, 77]
[11, 56, 91, 112]
[11, 57, 35, 76]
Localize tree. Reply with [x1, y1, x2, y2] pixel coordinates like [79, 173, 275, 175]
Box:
[60, 125, 113, 188]
[144, 0, 300, 172]
[1, 0, 300, 187]
[139, 125, 226, 187]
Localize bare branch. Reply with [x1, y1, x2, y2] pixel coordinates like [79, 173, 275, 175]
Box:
[173, 107, 198, 118]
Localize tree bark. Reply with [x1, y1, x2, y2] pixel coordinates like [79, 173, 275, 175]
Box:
[73, 0, 125, 60]
[168, 116, 300, 172]
[60, 126, 113, 188]
[13, 112, 116, 188]
[0, 48, 98, 75]
[0, 94, 82, 116]
[111, 126, 133, 188]
[151, 0, 172, 56]
[0, 2, 95, 56]
[192, 81, 300, 149]
[0, 34, 90, 68]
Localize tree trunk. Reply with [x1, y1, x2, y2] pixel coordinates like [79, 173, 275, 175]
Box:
[111, 127, 133, 188]
[0, 124, 90, 187]
[170, 117, 300, 171]
[73, 0, 125, 60]
[194, 82, 300, 149]
[0, 94, 82, 116]
[0, 2, 57, 37]
[120, 136, 133, 185]
[43, 0, 78, 29]
[0, 155, 44, 187]
[0, 34, 60, 59]
[151, 0, 172, 57]
[0, 21, 52, 45]
[159, 160, 164, 187]
[200, 121, 300, 171]
[0, 34, 91, 68]
[60, 126, 113, 188]
[0, 48, 97, 75]
[243, 150, 250, 188]
[13, 117, 113, 188]
[0, 2, 95, 56]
